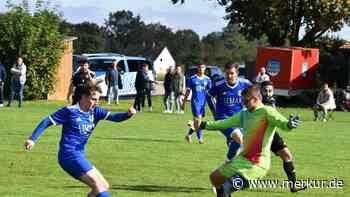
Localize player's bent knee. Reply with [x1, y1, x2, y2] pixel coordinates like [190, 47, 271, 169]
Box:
[210, 170, 226, 188]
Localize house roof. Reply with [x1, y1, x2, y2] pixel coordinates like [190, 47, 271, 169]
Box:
[340, 42, 350, 49]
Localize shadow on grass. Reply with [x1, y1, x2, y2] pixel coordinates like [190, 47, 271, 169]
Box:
[94, 137, 180, 144]
[63, 184, 209, 193]
[63, 184, 287, 194]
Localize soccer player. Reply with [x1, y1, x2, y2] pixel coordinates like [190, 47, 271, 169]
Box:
[24, 82, 136, 197]
[196, 86, 300, 196]
[184, 64, 212, 144]
[207, 62, 251, 160]
[261, 81, 306, 192]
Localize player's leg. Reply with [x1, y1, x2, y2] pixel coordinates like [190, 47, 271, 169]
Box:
[221, 128, 241, 161]
[59, 156, 110, 197]
[210, 169, 228, 196]
[185, 103, 199, 143]
[271, 132, 306, 192]
[79, 168, 110, 197]
[194, 115, 204, 143]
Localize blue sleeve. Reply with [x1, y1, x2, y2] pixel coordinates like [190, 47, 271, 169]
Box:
[207, 78, 212, 90]
[49, 107, 69, 125]
[208, 85, 218, 98]
[94, 106, 131, 122]
[106, 112, 131, 122]
[94, 106, 110, 122]
[30, 117, 53, 142]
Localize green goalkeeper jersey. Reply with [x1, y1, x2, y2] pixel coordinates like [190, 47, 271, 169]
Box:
[206, 105, 292, 179]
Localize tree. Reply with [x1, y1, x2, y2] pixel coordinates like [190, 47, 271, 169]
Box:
[104, 10, 144, 52]
[0, 2, 64, 99]
[172, 0, 350, 47]
[173, 29, 202, 66]
[69, 22, 106, 54]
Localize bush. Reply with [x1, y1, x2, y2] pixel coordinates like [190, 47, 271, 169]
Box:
[0, 4, 64, 99]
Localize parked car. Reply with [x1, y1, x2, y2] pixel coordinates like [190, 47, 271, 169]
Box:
[73, 53, 155, 96]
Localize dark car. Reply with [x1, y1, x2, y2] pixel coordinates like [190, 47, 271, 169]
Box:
[185, 65, 224, 83]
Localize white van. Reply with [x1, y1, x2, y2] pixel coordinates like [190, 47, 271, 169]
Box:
[76, 53, 154, 96]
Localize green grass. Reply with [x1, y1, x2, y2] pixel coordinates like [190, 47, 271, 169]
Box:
[0, 96, 349, 196]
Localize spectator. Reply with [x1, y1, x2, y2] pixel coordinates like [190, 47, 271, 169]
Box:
[0, 61, 6, 107]
[105, 60, 122, 105]
[339, 85, 350, 111]
[134, 63, 154, 112]
[163, 67, 174, 113]
[172, 65, 186, 114]
[7, 57, 26, 108]
[255, 67, 270, 86]
[70, 59, 96, 104]
[313, 83, 336, 121]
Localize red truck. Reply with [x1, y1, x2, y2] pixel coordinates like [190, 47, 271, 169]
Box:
[256, 47, 319, 97]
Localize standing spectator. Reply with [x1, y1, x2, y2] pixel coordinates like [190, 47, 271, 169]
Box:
[313, 83, 336, 121]
[71, 59, 96, 104]
[7, 57, 26, 108]
[105, 60, 122, 105]
[255, 67, 270, 86]
[0, 61, 6, 107]
[134, 63, 154, 112]
[163, 67, 174, 113]
[144, 64, 154, 112]
[172, 65, 186, 114]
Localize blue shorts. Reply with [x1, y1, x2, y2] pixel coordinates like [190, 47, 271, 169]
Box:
[191, 103, 205, 117]
[58, 156, 93, 179]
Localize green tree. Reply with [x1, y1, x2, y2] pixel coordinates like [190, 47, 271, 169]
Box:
[172, 0, 350, 47]
[71, 22, 106, 54]
[0, 2, 64, 99]
[104, 10, 144, 51]
[173, 29, 202, 66]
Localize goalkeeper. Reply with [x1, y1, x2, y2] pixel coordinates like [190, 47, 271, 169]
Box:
[194, 85, 301, 197]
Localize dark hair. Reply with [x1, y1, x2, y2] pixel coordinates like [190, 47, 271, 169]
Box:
[242, 85, 262, 101]
[72, 81, 101, 105]
[78, 58, 88, 65]
[261, 80, 274, 88]
[224, 62, 239, 70]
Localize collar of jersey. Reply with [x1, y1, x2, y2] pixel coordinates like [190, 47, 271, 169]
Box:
[225, 80, 239, 89]
[72, 103, 95, 113]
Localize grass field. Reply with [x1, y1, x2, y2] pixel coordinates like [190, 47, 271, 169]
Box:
[0, 96, 349, 197]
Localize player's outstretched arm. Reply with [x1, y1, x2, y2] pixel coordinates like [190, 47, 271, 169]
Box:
[106, 106, 136, 122]
[266, 107, 300, 131]
[24, 117, 53, 150]
[197, 112, 241, 131]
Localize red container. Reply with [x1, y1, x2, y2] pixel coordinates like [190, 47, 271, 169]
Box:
[256, 47, 319, 96]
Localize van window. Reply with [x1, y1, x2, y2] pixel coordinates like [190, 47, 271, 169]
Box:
[127, 60, 153, 72]
[89, 59, 113, 72]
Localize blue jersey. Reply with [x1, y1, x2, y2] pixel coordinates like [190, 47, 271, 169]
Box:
[208, 77, 252, 119]
[186, 75, 212, 107]
[48, 104, 111, 160]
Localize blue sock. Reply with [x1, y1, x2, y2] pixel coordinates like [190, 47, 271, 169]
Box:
[196, 129, 203, 140]
[187, 128, 194, 135]
[227, 140, 241, 160]
[96, 191, 110, 197]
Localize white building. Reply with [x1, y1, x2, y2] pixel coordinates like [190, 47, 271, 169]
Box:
[153, 47, 176, 74]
